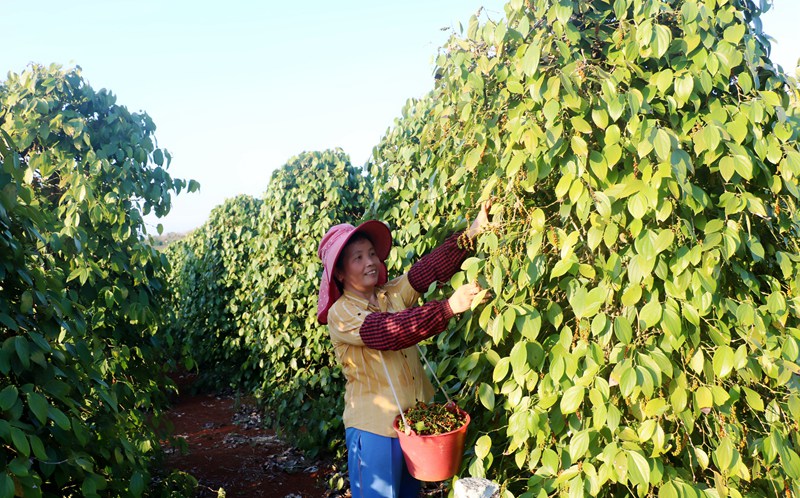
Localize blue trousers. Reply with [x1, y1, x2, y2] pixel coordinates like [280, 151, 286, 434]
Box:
[346, 427, 421, 498]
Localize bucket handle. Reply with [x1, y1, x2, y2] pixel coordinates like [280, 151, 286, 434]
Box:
[379, 352, 410, 434]
[380, 345, 453, 436]
[416, 344, 452, 406]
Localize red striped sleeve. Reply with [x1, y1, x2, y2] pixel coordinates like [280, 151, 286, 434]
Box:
[360, 300, 455, 351]
[407, 231, 470, 293]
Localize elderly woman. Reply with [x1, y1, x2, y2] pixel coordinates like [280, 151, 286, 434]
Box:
[316, 203, 490, 498]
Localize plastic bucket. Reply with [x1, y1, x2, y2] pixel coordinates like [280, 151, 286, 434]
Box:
[392, 407, 470, 482]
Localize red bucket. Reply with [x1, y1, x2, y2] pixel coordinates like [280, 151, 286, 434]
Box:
[392, 407, 471, 482]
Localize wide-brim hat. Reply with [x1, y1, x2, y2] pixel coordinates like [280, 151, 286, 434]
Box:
[317, 220, 392, 324]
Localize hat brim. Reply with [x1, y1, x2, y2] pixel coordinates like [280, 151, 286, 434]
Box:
[349, 220, 392, 261]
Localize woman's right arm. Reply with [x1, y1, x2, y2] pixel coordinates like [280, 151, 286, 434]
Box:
[360, 282, 482, 351]
[360, 300, 454, 351]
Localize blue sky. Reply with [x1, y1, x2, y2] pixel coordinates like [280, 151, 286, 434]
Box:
[2, 1, 798, 234]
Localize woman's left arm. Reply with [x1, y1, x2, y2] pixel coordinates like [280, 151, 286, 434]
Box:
[407, 231, 470, 292]
[407, 201, 491, 293]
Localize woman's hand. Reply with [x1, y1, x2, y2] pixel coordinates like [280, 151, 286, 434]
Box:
[448, 281, 485, 314]
[466, 200, 492, 239]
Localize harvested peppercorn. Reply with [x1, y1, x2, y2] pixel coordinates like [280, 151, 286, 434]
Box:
[397, 401, 468, 436]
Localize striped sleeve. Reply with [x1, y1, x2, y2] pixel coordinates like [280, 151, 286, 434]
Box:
[407, 231, 470, 295]
[359, 300, 455, 351]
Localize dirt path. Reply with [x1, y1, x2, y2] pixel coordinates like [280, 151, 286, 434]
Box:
[163, 374, 336, 497]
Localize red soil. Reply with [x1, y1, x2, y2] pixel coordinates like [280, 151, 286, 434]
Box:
[163, 374, 336, 497]
[161, 373, 449, 497]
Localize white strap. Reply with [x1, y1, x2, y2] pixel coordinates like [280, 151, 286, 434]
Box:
[380, 351, 408, 431]
[379, 345, 454, 433]
[416, 344, 453, 405]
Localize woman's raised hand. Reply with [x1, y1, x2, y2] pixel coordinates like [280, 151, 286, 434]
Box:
[466, 200, 492, 239]
[448, 281, 485, 314]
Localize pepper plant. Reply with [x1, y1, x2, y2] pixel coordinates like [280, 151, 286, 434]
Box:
[0, 64, 193, 496]
[164, 195, 263, 389]
[165, 150, 371, 458]
[242, 149, 370, 456]
[368, 0, 800, 496]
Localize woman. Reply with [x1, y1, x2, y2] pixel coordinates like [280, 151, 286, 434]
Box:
[316, 203, 490, 498]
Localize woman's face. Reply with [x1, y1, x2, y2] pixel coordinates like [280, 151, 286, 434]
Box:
[335, 238, 381, 297]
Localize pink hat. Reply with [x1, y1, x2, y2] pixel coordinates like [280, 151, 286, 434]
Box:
[317, 220, 392, 324]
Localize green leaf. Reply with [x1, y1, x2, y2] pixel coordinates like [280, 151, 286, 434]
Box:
[569, 431, 590, 460]
[592, 108, 609, 129]
[743, 386, 764, 411]
[653, 230, 674, 254]
[620, 366, 637, 397]
[778, 446, 800, 480]
[748, 239, 765, 261]
[719, 157, 735, 181]
[0, 314, 17, 332]
[712, 345, 735, 379]
[48, 406, 71, 429]
[659, 481, 678, 498]
[570, 286, 606, 320]
[0, 474, 14, 498]
[507, 79, 525, 94]
[27, 392, 49, 425]
[627, 451, 650, 488]
[10, 427, 30, 457]
[551, 257, 575, 279]
[714, 437, 736, 472]
[475, 435, 492, 460]
[614, 316, 633, 345]
[479, 383, 495, 411]
[670, 387, 688, 413]
[554, 2, 573, 25]
[695, 447, 710, 470]
[789, 395, 800, 420]
[654, 129, 670, 161]
[727, 116, 748, 144]
[20, 291, 33, 314]
[510, 342, 529, 379]
[723, 24, 745, 44]
[639, 300, 662, 329]
[733, 153, 753, 180]
[521, 44, 541, 77]
[7, 457, 28, 477]
[653, 25, 671, 58]
[613, 0, 627, 20]
[130, 471, 145, 497]
[571, 135, 588, 156]
[656, 70, 673, 94]
[541, 448, 559, 475]
[628, 192, 648, 219]
[644, 398, 667, 418]
[493, 357, 510, 383]
[29, 435, 48, 461]
[784, 150, 800, 175]
[0, 385, 18, 411]
[704, 124, 720, 151]
[571, 116, 593, 134]
[561, 385, 585, 414]
[621, 285, 642, 307]
[594, 191, 612, 218]
[544, 99, 561, 122]
[638, 419, 657, 442]
[14, 337, 29, 368]
[674, 74, 694, 102]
